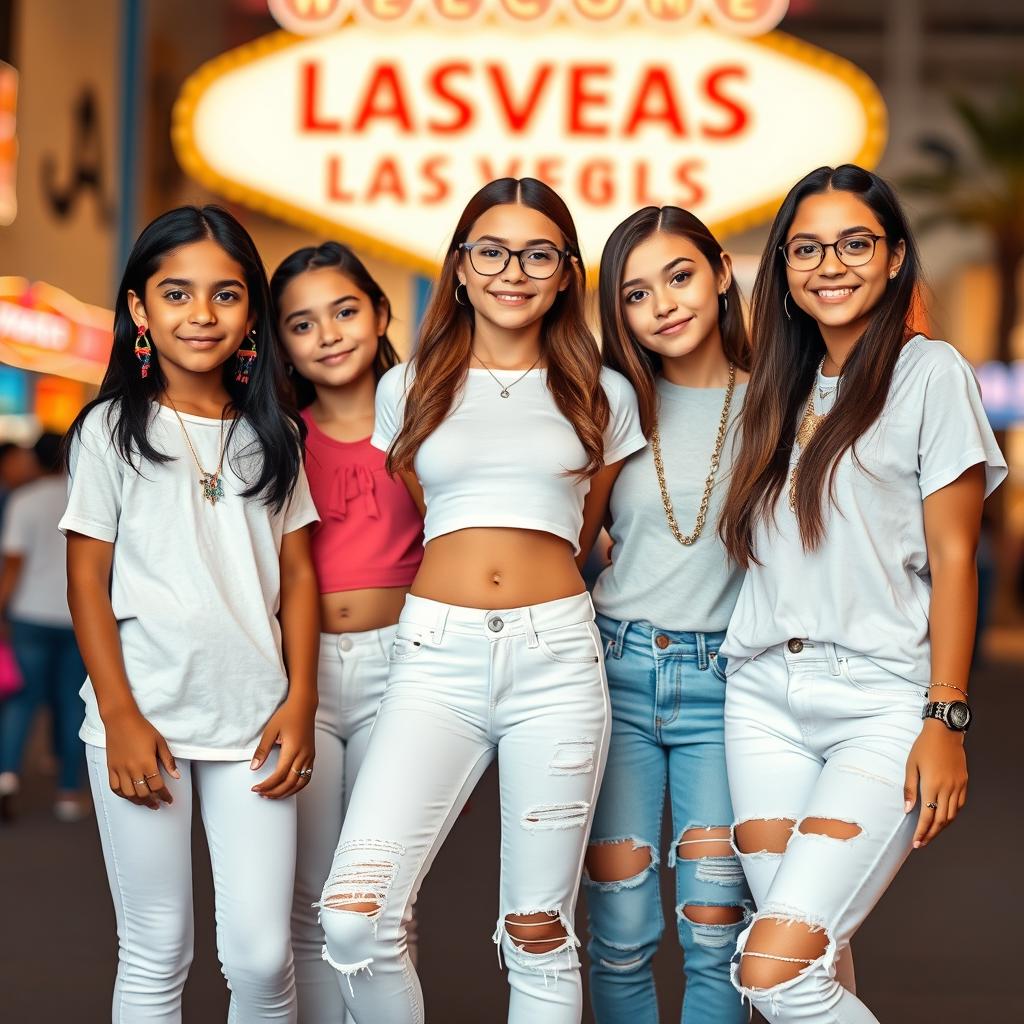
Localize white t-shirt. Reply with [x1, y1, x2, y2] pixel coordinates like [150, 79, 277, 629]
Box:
[371, 363, 646, 554]
[58, 401, 319, 760]
[1, 475, 73, 627]
[722, 337, 1007, 684]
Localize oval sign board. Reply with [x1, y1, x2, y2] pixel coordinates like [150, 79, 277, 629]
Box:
[173, 16, 886, 273]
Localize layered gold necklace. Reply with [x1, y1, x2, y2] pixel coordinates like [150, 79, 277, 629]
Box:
[651, 363, 736, 546]
[788, 358, 835, 511]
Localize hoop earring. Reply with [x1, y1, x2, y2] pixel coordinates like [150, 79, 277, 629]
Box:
[235, 329, 258, 385]
[455, 283, 469, 307]
[784, 292, 794, 320]
[134, 324, 153, 379]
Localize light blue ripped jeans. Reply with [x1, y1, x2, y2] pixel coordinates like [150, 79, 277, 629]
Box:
[584, 615, 752, 1024]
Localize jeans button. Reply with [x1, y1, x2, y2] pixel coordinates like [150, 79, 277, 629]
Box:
[488, 616, 504, 633]
[339, 636, 353, 652]
[787, 638, 804, 654]
[655, 634, 670, 650]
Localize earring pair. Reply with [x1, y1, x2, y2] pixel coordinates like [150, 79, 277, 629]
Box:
[133, 324, 258, 383]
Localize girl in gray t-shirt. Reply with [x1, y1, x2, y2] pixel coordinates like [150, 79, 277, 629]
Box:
[577, 206, 753, 1024]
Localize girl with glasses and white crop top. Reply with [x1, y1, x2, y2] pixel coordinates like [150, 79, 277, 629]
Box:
[316, 177, 646, 1024]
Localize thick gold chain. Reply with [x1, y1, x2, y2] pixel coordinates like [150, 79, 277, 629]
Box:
[650, 363, 736, 546]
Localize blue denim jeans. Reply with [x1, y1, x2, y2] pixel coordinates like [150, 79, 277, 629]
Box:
[584, 615, 752, 1024]
[0, 620, 86, 790]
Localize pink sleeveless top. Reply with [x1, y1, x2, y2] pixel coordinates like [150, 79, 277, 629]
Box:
[301, 409, 423, 593]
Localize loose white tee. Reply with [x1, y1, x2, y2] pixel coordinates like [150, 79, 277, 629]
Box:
[371, 364, 646, 554]
[58, 401, 319, 760]
[1, 475, 74, 627]
[722, 337, 1007, 684]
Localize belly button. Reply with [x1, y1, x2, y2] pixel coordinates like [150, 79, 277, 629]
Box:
[491, 573, 502, 586]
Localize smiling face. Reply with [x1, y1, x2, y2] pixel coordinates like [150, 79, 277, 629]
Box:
[277, 266, 385, 389]
[784, 190, 905, 338]
[457, 203, 571, 334]
[128, 238, 254, 377]
[620, 231, 730, 361]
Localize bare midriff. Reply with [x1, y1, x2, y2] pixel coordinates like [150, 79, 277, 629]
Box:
[319, 586, 412, 635]
[412, 528, 585, 609]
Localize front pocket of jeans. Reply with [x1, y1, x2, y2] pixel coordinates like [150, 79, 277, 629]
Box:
[841, 656, 912, 697]
[389, 627, 428, 663]
[536, 623, 601, 665]
[709, 651, 728, 683]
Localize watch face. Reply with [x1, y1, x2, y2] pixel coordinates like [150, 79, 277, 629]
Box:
[947, 701, 972, 730]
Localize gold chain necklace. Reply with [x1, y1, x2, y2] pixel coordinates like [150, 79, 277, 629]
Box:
[472, 351, 543, 398]
[650, 363, 736, 546]
[788, 358, 833, 511]
[166, 398, 228, 506]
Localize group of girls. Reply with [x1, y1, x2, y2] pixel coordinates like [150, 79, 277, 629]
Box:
[61, 162, 1004, 1024]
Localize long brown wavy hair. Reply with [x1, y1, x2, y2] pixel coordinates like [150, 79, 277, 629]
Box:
[386, 178, 609, 478]
[599, 206, 751, 437]
[719, 165, 921, 566]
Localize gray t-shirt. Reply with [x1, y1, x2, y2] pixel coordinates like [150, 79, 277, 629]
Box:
[592, 377, 747, 632]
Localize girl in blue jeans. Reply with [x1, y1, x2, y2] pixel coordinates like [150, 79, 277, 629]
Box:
[578, 207, 753, 1023]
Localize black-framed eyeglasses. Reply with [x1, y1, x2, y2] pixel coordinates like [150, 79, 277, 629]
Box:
[459, 242, 570, 281]
[780, 234, 885, 271]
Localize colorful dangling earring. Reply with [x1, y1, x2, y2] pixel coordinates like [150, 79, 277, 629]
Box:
[135, 324, 152, 379]
[235, 329, 258, 384]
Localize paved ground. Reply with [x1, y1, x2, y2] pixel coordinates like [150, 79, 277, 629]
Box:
[2, 656, 1021, 1022]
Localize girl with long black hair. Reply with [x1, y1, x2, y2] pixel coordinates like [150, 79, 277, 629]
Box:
[62, 205, 320, 1022]
[270, 242, 423, 1024]
[718, 166, 1005, 1022]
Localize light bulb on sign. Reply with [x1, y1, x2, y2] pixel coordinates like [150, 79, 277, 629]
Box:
[268, 0, 351, 34]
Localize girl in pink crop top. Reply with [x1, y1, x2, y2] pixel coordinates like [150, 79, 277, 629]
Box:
[271, 242, 424, 1017]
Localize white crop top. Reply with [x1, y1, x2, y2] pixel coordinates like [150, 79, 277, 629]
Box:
[371, 363, 646, 553]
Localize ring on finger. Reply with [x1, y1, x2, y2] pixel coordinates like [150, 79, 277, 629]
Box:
[926, 801, 938, 809]
[144, 771, 161, 780]
[292, 767, 313, 778]
[132, 778, 147, 787]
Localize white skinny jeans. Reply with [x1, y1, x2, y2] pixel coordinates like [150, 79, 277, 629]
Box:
[293, 625, 417, 1024]
[85, 744, 297, 1023]
[319, 591, 610, 1024]
[724, 641, 925, 1023]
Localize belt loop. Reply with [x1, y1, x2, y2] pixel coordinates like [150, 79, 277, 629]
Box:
[825, 642, 841, 676]
[524, 605, 539, 649]
[696, 632, 709, 671]
[610, 618, 629, 660]
[432, 605, 450, 645]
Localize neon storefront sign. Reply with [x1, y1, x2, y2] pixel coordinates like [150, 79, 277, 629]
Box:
[173, 12, 885, 273]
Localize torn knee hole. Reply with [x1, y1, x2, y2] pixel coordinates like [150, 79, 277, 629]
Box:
[585, 839, 655, 885]
[548, 738, 595, 776]
[319, 840, 404, 918]
[682, 904, 746, 926]
[797, 817, 862, 841]
[504, 912, 569, 955]
[677, 825, 732, 860]
[738, 917, 831, 990]
[734, 818, 796, 855]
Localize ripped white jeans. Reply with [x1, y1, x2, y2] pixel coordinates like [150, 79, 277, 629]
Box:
[724, 640, 926, 1022]
[318, 591, 610, 1024]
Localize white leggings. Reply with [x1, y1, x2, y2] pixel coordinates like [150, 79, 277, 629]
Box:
[85, 744, 297, 1024]
[320, 591, 610, 1024]
[724, 641, 924, 1023]
[293, 626, 417, 1024]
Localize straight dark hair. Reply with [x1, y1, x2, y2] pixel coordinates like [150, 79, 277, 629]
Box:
[720, 164, 921, 566]
[63, 205, 304, 512]
[387, 177, 608, 478]
[599, 206, 751, 437]
[269, 241, 399, 409]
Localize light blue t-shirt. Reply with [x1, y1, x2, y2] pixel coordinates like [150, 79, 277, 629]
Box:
[593, 377, 747, 632]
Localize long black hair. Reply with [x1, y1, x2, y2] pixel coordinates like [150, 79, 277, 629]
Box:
[64, 205, 303, 512]
[720, 164, 921, 564]
[269, 241, 399, 409]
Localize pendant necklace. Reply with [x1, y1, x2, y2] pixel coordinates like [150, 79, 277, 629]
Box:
[472, 351, 543, 398]
[166, 397, 228, 506]
[789, 356, 836, 511]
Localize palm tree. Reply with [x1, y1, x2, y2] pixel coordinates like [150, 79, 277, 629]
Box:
[903, 85, 1024, 364]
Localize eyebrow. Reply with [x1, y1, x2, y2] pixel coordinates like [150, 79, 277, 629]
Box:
[155, 277, 247, 290]
[621, 256, 696, 291]
[473, 234, 561, 247]
[787, 226, 876, 241]
[284, 295, 361, 323]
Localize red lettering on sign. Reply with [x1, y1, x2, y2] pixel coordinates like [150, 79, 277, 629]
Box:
[674, 159, 705, 205]
[421, 156, 451, 203]
[623, 67, 686, 136]
[366, 156, 408, 201]
[579, 159, 614, 205]
[478, 156, 522, 179]
[567, 65, 611, 136]
[300, 62, 341, 132]
[326, 155, 355, 200]
[353, 65, 414, 133]
[428, 62, 474, 132]
[487, 64, 553, 133]
[535, 157, 564, 188]
[702, 65, 748, 138]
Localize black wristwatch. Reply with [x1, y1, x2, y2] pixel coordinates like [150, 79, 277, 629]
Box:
[922, 700, 972, 732]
